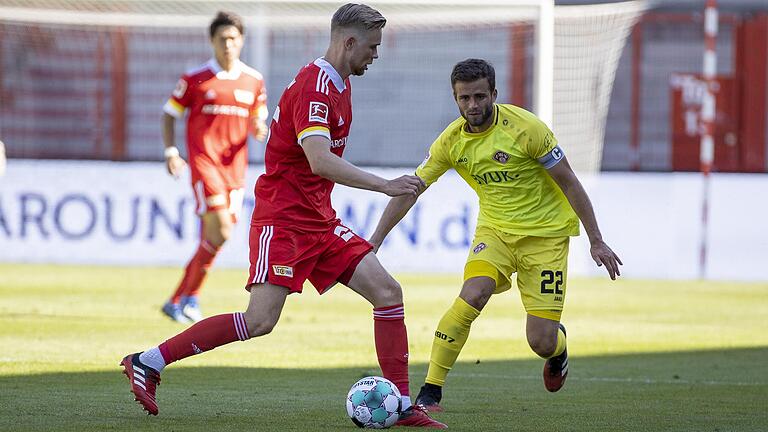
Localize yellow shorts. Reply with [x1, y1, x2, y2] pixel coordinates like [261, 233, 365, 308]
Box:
[463, 225, 570, 321]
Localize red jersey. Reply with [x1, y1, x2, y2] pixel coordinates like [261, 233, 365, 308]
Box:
[251, 58, 353, 230]
[164, 59, 267, 189]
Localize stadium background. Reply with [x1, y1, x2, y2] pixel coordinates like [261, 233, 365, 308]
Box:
[1, 0, 767, 171]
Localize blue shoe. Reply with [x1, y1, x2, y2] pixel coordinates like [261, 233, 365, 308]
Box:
[161, 301, 191, 324]
[180, 296, 203, 323]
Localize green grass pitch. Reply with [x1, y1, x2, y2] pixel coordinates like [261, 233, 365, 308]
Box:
[1, 264, 766, 431]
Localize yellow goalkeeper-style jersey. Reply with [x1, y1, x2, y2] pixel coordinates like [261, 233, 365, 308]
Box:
[416, 104, 579, 237]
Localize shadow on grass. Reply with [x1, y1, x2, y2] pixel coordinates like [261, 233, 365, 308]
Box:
[1, 347, 766, 432]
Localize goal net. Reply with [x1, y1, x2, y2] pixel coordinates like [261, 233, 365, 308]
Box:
[0, 0, 645, 172]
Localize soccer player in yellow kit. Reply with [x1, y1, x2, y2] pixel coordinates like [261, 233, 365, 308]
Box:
[369, 59, 623, 410]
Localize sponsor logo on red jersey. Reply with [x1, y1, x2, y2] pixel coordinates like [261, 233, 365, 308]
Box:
[201, 104, 250, 117]
[331, 137, 347, 148]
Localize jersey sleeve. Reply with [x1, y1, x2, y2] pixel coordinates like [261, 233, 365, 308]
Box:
[524, 118, 565, 169]
[252, 79, 269, 122]
[293, 86, 332, 144]
[415, 131, 452, 187]
[163, 75, 193, 119]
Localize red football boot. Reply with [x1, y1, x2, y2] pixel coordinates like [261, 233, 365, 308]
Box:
[395, 404, 448, 429]
[543, 323, 569, 392]
[120, 352, 161, 415]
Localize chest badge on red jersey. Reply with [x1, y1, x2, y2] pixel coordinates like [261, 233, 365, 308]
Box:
[234, 89, 255, 105]
[205, 89, 217, 100]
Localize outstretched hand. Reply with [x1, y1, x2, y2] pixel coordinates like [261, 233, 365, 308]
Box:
[380, 175, 425, 197]
[590, 240, 623, 280]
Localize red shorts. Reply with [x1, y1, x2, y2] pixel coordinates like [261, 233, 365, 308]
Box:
[246, 222, 373, 294]
[190, 156, 244, 221]
[192, 178, 244, 222]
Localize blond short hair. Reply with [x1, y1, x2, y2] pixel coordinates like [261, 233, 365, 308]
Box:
[331, 3, 386, 32]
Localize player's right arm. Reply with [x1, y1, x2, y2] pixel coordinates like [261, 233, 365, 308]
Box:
[368, 134, 452, 252]
[161, 113, 187, 178]
[302, 136, 424, 196]
[162, 76, 192, 178]
[368, 193, 420, 253]
[294, 80, 423, 197]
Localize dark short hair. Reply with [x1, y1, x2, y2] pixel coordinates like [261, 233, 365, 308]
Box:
[451, 59, 496, 92]
[331, 3, 387, 32]
[210, 11, 244, 38]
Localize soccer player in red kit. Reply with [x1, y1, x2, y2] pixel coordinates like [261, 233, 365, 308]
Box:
[121, 3, 446, 428]
[160, 11, 268, 324]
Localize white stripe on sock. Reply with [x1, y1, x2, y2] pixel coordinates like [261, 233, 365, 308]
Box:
[233, 313, 249, 341]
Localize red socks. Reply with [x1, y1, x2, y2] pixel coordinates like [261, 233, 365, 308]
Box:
[159, 313, 249, 364]
[373, 304, 410, 396]
[154, 301, 410, 398]
[170, 239, 220, 303]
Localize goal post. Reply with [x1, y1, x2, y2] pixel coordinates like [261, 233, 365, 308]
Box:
[0, 0, 646, 172]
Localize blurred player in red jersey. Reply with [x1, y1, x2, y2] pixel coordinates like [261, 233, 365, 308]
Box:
[160, 11, 268, 324]
[121, 4, 446, 428]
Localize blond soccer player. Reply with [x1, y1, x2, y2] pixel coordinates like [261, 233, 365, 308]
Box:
[369, 58, 622, 410]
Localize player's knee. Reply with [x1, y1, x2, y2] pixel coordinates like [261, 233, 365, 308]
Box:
[375, 278, 403, 307]
[245, 318, 277, 338]
[461, 287, 493, 310]
[218, 226, 232, 243]
[528, 335, 557, 358]
[206, 225, 231, 247]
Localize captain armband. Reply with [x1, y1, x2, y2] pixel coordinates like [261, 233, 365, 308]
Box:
[537, 145, 565, 169]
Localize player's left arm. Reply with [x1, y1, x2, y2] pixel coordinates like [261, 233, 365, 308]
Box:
[546, 156, 623, 280]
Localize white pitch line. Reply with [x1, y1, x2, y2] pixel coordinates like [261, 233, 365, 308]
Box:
[449, 372, 766, 387]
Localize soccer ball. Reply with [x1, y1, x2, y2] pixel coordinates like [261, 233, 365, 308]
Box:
[346, 376, 402, 429]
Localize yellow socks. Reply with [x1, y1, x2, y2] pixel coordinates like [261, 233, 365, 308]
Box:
[425, 297, 481, 387]
[548, 327, 567, 359]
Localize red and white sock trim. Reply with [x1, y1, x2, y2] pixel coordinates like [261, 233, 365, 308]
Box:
[373, 304, 405, 321]
[233, 312, 250, 341]
[200, 239, 219, 254]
